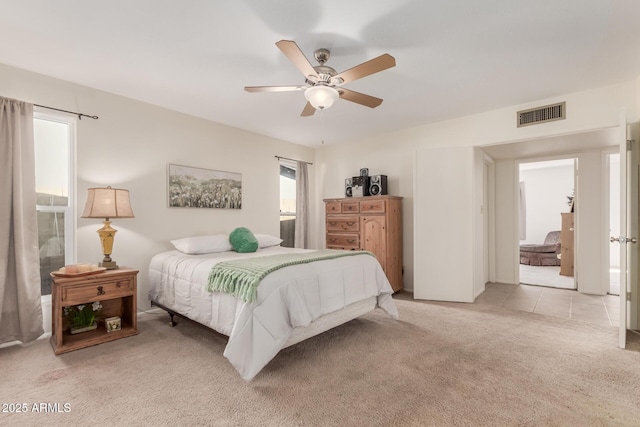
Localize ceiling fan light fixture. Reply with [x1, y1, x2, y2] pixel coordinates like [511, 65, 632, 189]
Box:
[304, 85, 339, 110]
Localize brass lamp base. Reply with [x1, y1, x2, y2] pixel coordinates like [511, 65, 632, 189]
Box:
[100, 260, 119, 270]
[97, 220, 119, 270]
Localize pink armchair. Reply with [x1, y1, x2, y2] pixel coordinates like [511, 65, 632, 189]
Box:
[520, 231, 562, 266]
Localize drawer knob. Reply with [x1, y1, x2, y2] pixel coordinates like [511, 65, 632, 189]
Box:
[97, 286, 106, 296]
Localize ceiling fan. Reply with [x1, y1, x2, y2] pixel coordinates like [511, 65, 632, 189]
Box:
[245, 40, 396, 117]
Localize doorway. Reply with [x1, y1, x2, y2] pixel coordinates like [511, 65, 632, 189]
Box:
[518, 158, 576, 289]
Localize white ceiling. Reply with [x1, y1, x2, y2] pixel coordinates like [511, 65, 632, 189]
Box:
[2, 0, 640, 147]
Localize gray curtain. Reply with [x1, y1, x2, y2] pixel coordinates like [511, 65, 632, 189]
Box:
[0, 97, 44, 344]
[294, 161, 309, 248]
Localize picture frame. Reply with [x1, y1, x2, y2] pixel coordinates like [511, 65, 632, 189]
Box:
[105, 316, 121, 333]
[167, 163, 242, 209]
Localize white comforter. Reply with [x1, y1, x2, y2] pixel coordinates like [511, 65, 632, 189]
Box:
[148, 246, 398, 380]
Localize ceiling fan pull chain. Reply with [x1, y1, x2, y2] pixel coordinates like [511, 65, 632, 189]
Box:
[320, 109, 325, 144]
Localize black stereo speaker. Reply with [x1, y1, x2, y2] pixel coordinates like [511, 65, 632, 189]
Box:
[351, 176, 370, 197]
[345, 178, 353, 197]
[369, 175, 388, 196]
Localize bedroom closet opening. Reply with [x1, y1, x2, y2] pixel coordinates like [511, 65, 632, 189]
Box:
[518, 158, 576, 290]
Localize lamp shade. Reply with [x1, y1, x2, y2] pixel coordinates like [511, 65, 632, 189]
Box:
[304, 85, 339, 110]
[81, 187, 135, 219]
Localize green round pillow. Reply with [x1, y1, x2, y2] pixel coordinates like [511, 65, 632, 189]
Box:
[229, 227, 259, 253]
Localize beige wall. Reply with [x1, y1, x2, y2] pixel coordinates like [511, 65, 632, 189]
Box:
[0, 63, 316, 309]
[2, 61, 638, 305]
[317, 80, 639, 293]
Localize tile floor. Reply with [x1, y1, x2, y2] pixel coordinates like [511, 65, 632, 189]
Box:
[518, 264, 621, 295]
[475, 283, 619, 327]
[519, 265, 574, 289]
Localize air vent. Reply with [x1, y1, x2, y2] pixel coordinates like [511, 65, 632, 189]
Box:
[517, 102, 566, 127]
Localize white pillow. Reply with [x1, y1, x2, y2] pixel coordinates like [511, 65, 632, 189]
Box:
[255, 234, 283, 248]
[170, 234, 232, 254]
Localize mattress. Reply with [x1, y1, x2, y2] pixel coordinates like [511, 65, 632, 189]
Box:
[148, 246, 398, 380]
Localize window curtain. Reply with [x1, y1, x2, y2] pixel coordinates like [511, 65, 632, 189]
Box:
[294, 161, 309, 248]
[519, 181, 526, 240]
[0, 97, 44, 344]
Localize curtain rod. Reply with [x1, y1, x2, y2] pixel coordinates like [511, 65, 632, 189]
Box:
[275, 155, 313, 165]
[34, 104, 99, 120]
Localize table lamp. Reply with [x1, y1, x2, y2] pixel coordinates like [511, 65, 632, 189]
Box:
[81, 186, 135, 269]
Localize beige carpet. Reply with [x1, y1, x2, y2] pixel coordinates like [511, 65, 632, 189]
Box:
[2, 298, 640, 426]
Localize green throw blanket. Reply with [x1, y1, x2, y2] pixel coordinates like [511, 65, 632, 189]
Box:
[207, 250, 373, 303]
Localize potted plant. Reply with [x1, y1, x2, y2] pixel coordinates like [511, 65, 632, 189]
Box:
[64, 301, 102, 334]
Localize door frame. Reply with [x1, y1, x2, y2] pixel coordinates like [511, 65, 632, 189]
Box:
[630, 123, 640, 332]
[483, 154, 496, 285]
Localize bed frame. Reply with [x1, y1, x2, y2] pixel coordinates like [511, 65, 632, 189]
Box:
[150, 296, 377, 348]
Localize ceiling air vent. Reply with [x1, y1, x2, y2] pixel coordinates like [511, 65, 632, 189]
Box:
[517, 102, 566, 128]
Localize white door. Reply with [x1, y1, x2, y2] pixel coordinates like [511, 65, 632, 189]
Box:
[613, 113, 639, 348]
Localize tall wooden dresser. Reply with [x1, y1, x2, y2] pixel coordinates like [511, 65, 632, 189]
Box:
[324, 195, 403, 292]
[560, 212, 574, 276]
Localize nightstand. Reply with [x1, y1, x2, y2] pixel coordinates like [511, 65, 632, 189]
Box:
[50, 267, 138, 355]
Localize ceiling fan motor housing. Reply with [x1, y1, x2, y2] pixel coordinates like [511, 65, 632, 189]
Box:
[314, 48, 330, 64]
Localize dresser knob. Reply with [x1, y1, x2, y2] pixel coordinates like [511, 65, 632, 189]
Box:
[97, 286, 105, 296]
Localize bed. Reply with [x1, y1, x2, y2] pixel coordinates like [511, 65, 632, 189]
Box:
[148, 244, 398, 380]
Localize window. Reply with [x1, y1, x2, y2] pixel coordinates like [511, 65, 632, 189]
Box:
[34, 112, 75, 295]
[279, 161, 296, 247]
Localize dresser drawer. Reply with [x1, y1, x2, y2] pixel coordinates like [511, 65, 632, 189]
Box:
[62, 278, 134, 303]
[326, 233, 359, 248]
[327, 217, 359, 232]
[360, 200, 386, 213]
[341, 202, 359, 213]
[326, 201, 342, 213]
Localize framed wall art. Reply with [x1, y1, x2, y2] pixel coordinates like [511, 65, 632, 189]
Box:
[167, 163, 242, 209]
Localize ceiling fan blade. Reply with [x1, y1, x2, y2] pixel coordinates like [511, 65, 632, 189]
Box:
[276, 40, 318, 80]
[301, 102, 316, 117]
[245, 85, 305, 93]
[333, 54, 396, 84]
[339, 88, 383, 108]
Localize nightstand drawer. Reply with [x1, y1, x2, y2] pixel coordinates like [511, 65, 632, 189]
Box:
[62, 278, 134, 303]
[327, 217, 359, 232]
